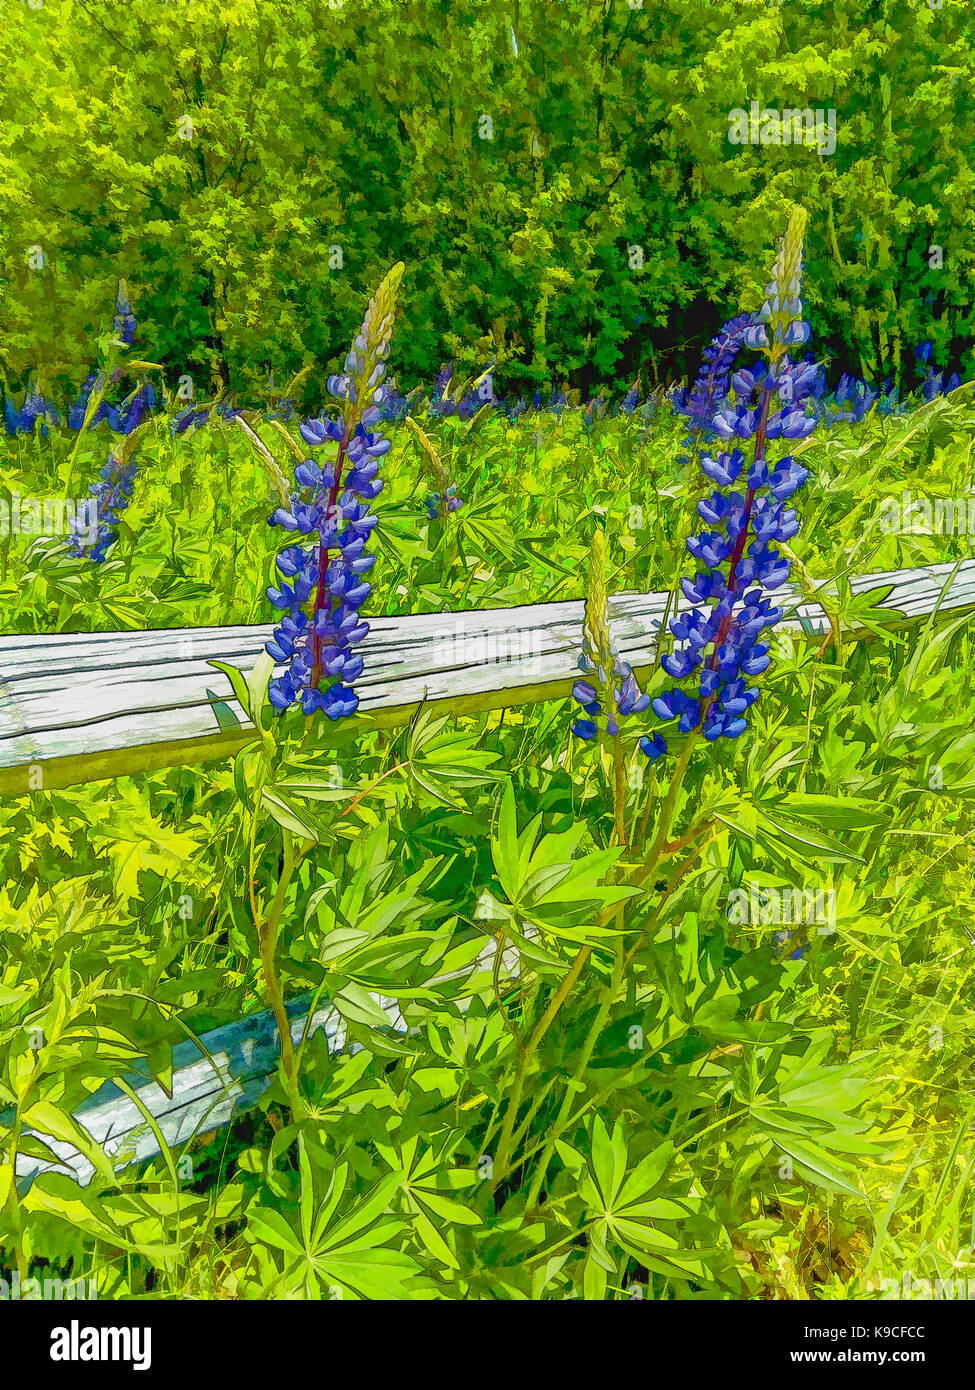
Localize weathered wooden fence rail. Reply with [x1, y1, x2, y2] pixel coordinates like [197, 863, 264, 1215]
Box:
[2, 558, 974, 796]
[4, 557, 975, 1190]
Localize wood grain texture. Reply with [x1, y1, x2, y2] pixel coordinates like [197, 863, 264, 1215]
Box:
[1, 559, 973, 795]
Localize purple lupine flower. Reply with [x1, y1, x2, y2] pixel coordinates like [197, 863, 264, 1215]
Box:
[922, 369, 943, 403]
[113, 281, 138, 346]
[678, 313, 756, 434]
[67, 372, 105, 430]
[266, 264, 404, 719]
[650, 210, 815, 753]
[7, 388, 58, 437]
[619, 382, 640, 415]
[69, 440, 142, 562]
[171, 404, 211, 436]
[426, 482, 463, 519]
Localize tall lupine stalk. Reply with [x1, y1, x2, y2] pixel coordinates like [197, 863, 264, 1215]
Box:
[500, 213, 819, 1201]
[65, 281, 141, 497]
[659, 312, 758, 672]
[68, 428, 146, 562]
[568, 528, 652, 844]
[651, 208, 815, 753]
[405, 416, 463, 520]
[265, 263, 404, 718]
[677, 311, 756, 439]
[67, 283, 151, 560]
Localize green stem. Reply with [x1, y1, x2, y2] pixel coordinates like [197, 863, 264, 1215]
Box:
[612, 733, 627, 846]
[524, 949, 627, 1208]
[492, 941, 593, 1185]
[639, 732, 699, 888]
[258, 832, 299, 1104]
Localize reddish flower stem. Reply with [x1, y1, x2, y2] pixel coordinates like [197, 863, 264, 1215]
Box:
[308, 424, 353, 691]
[698, 383, 775, 725]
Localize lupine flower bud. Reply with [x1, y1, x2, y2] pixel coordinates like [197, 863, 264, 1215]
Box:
[570, 529, 654, 753]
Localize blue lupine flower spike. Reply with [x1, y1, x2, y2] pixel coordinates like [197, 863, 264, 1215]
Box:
[69, 425, 146, 562]
[652, 208, 814, 748]
[266, 262, 405, 720]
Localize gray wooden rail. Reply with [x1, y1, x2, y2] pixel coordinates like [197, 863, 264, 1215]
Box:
[5, 558, 975, 1191]
[2, 559, 974, 796]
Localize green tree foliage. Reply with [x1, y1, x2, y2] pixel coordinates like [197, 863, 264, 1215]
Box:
[0, 0, 973, 396]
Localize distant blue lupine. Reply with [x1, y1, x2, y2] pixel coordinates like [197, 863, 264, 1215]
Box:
[426, 482, 463, 519]
[264, 264, 404, 719]
[3, 387, 58, 436]
[113, 280, 138, 345]
[619, 381, 640, 415]
[90, 383, 157, 435]
[380, 382, 413, 422]
[678, 313, 756, 435]
[171, 400, 240, 437]
[570, 528, 654, 751]
[922, 368, 961, 402]
[816, 373, 878, 426]
[69, 436, 142, 562]
[67, 372, 105, 430]
[171, 404, 211, 436]
[429, 363, 456, 417]
[650, 209, 814, 754]
[583, 394, 605, 431]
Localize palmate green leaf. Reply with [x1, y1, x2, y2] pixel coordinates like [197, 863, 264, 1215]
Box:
[572, 1121, 707, 1287]
[490, 784, 639, 937]
[587, 1115, 629, 1207]
[769, 1136, 866, 1200]
[262, 787, 323, 842]
[376, 1136, 481, 1276]
[402, 709, 502, 808]
[244, 1205, 305, 1257]
[331, 982, 395, 1030]
[312, 857, 446, 950]
[775, 792, 890, 832]
[248, 1168, 421, 1300]
[21, 1101, 117, 1184]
